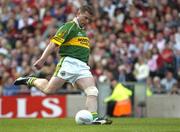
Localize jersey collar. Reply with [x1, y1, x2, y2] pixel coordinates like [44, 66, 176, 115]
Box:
[73, 17, 84, 29]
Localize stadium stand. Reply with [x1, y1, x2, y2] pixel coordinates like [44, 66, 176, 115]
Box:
[0, 0, 179, 96]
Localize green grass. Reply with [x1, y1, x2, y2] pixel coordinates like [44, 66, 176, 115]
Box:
[1, 118, 180, 132]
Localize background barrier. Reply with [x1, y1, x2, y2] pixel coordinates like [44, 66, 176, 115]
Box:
[1, 82, 180, 118]
[0, 95, 66, 118]
[147, 95, 180, 117]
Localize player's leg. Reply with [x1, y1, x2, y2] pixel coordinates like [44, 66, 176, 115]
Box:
[14, 76, 66, 94]
[75, 77, 112, 125]
[75, 77, 98, 113]
[14, 57, 67, 94]
[33, 77, 66, 94]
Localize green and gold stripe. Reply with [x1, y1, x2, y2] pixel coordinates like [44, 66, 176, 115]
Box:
[53, 57, 65, 76]
[64, 37, 90, 49]
[50, 37, 65, 46]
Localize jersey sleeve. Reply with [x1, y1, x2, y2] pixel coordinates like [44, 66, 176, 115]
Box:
[50, 22, 75, 46]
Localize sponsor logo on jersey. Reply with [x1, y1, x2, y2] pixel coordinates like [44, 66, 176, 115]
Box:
[66, 37, 90, 49]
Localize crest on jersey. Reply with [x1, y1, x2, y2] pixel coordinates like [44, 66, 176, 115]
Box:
[58, 31, 66, 38]
[60, 71, 66, 76]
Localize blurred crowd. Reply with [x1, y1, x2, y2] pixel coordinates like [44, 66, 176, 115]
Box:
[0, 0, 180, 96]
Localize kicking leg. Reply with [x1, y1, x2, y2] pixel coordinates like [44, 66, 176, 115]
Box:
[14, 76, 66, 94]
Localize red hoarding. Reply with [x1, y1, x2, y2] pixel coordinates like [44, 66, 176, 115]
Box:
[0, 95, 66, 118]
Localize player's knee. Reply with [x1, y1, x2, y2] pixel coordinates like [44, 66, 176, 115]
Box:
[84, 86, 98, 96]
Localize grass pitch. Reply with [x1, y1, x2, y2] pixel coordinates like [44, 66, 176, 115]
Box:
[1, 118, 180, 132]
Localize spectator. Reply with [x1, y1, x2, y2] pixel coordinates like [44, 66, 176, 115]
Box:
[161, 70, 177, 93]
[118, 65, 126, 83]
[174, 26, 180, 72]
[133, 56, 150, 82]
[152, 76, 165, 94]
[170, 82, 180, 95]
[146, 50, 158, 78]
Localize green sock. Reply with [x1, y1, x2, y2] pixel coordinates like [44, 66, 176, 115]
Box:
[91, 112, 98, 120]
[27, 77, 37, 86]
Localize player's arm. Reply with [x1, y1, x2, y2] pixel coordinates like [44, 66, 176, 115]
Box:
[40, 41, 58, 61]
[45, 23, 71, 58]
[33, 42, 58, 69]
[34, 22, 74, 69]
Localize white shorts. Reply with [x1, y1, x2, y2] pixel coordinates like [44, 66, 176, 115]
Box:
[53, 56, 93, 83]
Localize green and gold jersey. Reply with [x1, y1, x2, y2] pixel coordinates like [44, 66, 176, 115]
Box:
[50, 19, 90, 63]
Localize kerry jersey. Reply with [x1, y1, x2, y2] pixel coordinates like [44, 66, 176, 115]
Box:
[50, 20, 90, 63]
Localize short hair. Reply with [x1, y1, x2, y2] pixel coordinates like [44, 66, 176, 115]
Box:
[79, 5, 95, 16]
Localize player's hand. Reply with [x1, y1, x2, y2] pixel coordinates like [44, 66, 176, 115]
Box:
[33, 58, 45, 70]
